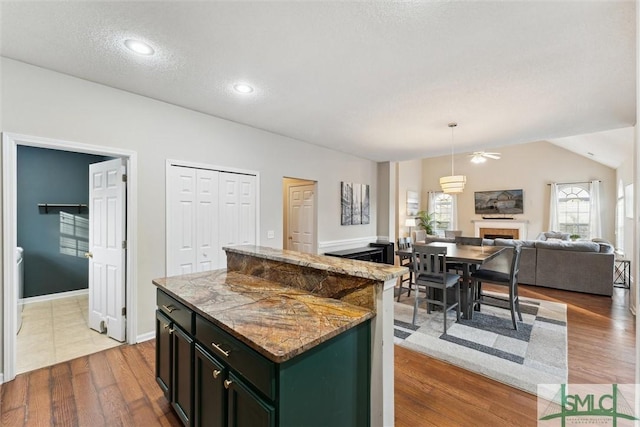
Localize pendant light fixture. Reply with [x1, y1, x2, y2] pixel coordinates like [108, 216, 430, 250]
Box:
[439, 122, 466, 193]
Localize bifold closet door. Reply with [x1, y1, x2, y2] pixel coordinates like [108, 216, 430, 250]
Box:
[218, 172, 256, 268]
[167, 166, 219, 276]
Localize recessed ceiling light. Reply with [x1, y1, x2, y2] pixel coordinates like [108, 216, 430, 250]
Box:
[124, 39, 155, 56]
[233, 83, 254, 94]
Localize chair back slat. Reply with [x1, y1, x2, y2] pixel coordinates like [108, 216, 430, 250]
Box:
[413, 245, 448, 283]
[397, 237, 413, 250]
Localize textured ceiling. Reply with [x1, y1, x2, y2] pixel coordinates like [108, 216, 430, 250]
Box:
[0, 1, 636, 165]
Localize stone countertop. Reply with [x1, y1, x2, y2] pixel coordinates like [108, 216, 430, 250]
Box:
[225, 245, 408, 282]
[153, 269, 374, 363]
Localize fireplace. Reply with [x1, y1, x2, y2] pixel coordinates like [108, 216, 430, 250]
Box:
[473, 220, 528, 240]
[481, 229, 518, 239]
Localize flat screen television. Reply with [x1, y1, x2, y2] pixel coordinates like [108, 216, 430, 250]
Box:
[474, 189, 523, 215]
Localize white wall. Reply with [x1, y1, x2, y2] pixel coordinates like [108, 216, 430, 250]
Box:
[0, 58, 379, 366]
[396, 159, 422, 239]
[421, 141, 617, 241]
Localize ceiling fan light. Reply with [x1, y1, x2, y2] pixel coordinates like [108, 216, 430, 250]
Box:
[471, 155, 486, 164]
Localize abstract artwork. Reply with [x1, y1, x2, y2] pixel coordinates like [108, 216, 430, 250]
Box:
[341, 181, 370, 225]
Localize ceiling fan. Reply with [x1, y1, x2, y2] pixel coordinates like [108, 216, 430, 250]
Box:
[469, 151, 501, 164]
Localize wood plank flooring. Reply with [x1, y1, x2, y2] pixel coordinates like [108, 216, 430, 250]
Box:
[1, 286, 635, 427]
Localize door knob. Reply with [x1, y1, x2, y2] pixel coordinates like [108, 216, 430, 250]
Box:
[84, 252, 93, 259]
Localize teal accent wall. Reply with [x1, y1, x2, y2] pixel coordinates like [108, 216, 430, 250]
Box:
[17, 146, 109, 298]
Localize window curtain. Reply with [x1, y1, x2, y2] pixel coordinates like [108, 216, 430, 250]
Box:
[589, 180, 602, 238]
[427, 191, 437, 215]
[450, 194, 459, 230]
[549, 183, 559, 231]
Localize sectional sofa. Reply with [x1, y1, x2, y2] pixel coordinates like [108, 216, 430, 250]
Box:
[411, 230, 614, 296]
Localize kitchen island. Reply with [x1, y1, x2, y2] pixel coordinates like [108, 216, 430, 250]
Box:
[154, 245, 406, 427]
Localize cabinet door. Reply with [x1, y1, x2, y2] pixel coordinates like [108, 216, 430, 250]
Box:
[194, 345, 226, 427]
[172, 325, 194, 426]
[226, 372, 275, 427]
[155, 310, 172, 398]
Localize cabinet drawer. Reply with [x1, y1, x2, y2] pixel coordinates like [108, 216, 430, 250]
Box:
[195, 315, 276, 400]
[157, 289, 194, 334]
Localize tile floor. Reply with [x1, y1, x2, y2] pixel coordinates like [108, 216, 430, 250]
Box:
[16, 294, 122, 374]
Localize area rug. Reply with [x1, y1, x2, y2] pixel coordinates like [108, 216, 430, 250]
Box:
[394, 291, 568, 394]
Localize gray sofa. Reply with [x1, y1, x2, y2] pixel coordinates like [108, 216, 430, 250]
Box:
[412, 232, 614, 296]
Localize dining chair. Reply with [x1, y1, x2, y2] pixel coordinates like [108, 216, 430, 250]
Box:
[444, 230, 463, 238]
[396, 237, 414, 301]
[470, 245, 523, 330]
[412, 245, 461, 333]
[454, 236, 483, 246]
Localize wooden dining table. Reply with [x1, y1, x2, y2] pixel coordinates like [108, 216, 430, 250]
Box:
[396, 242, 506, 319]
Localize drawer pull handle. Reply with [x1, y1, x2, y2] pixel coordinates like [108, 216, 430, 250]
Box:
[162, 304, 177, 313]
[168, 328, 175, 334]
[212, 369, 221, 379]
[163, 323, 170, 330]
[211, 342, 230, 357]
[224, 379, 233, 389]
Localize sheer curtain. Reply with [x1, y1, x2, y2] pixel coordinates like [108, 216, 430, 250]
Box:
[589, 180, 602, 238]
[427, 191, 437, 213]
[548, 183, 559, 231]
[450, 194, 459, 230]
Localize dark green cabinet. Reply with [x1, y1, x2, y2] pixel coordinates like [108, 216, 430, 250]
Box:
[155, 310, 172, 397]
[172, 325, 193, 425]
[155, 311, 194, 426]
[156, 289, 371, 427]
[194, 344, 226, 427]
[227, 372, 275, 427]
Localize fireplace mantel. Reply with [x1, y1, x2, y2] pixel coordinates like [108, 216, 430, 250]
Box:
[472, 219, 529, 240]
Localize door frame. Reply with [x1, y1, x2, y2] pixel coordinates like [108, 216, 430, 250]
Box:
[283, 177, 317, 254]
[2, 132, 138, 383]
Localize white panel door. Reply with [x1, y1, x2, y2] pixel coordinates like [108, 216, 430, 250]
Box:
[88, 158, 126, 342]
[238, 175, 256, 245]
[218, 172, 256, 267]
[288, 184, 315, 253]
[195, 169, 219, 272]
[168, 166, 197, 276]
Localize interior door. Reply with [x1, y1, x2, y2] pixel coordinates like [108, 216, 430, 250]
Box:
[167, 166, 220, 275]
[218, 172, 256, 267]
[168, 166, 197, 275]
[88, 158, 126, 342]
[195, 169, 219, 272]
[288, 184, 315, 253]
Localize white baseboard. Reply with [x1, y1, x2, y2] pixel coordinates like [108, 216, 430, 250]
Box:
[318, 236, 380, 253]
[136, 331, 155, 343]
[22, 288, 89, 304]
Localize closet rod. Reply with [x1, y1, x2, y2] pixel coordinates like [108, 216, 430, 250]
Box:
[37, 203, 88, 213]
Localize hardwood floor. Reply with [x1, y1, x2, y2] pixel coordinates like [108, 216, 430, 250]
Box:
[1, 286, 635, 427]
[394, 285, 636, 426]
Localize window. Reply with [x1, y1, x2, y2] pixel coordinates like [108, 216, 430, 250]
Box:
[432, 192, 453, 236]
[556, 185, 590, 238]
[615, 181, 624, 253]
[59, 211, 89, 258]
